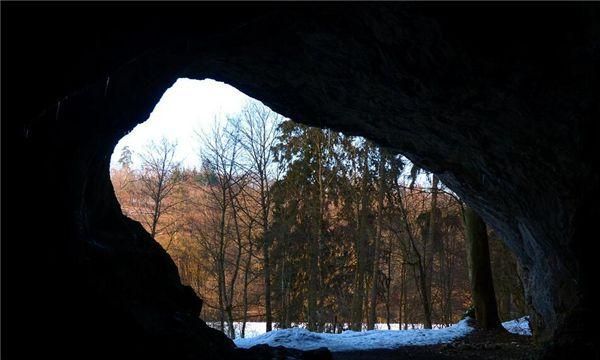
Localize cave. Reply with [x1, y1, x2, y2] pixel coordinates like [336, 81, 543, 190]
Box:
[4, 3, 599, 359]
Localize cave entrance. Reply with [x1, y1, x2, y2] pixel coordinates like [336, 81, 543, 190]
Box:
[7, 3, 597, 358]
[109, 78, 529, 351]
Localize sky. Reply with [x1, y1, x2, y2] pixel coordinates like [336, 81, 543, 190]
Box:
[110, 78, 255, 169]
[109, 77, 432, 188]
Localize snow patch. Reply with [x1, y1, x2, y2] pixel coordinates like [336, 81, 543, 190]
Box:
[234, 318, 474, 351]
[502, 316, 531, 336]
[210, 321, 453, 339]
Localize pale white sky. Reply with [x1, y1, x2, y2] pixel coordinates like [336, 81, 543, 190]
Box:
[110, 78, 255, 169]
[109, 77, 431, 188]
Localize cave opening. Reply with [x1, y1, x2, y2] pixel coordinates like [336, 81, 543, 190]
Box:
[6, 3, 598, 359]
[108, 78, 530, 353]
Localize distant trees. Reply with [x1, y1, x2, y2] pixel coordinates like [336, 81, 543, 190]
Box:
[112, 146, 135, 205]
[118, 145, 133, 169]
[110, 101, 527, 336]
[268, 122, 475, 331]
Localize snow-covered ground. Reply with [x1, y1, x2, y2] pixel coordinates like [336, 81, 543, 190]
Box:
[208, 316, 531, 352]
[208, 321, 453, 340]
[206, 322, 273, 339]
[502, 316, 531, 336]
[233, 318, 474, 351]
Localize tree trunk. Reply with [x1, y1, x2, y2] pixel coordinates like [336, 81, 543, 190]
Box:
[367, 239, 379, 330]
[416, 263, 433, 329]
[279, 246, 289, 329]
[226, 305, 235, 339]
[314, 136, 325, 331]
[307, 237, 319, 331]
[217, 262, 225, 333]
[425, 175, 439, 315]
[400, 263, 407, 329]
[218, 186, 228, 334]
[464, 206, 502, 329]
[262, 200, 273, 332]
[350, 259, 365, 331]
[241, 226, 253, 338]
[242, 255, 250, 338]
[308, 143, 320, 331]
[368, 154, 386, 330]
[385, 243, 392, 330]
[351, 148, 370, 331]
[226, 186, 245, 340]
[351, 204, 367, 331]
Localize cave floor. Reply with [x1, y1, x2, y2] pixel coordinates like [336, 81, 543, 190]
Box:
[330, 329, 538, 360]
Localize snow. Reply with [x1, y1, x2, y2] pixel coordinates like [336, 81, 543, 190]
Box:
[206, 322, 271, 339]
[216, 316, 531, 351]
[209, 321, 451, 339]
[233, 318, 474, 351]
[502, 316, 531, 336]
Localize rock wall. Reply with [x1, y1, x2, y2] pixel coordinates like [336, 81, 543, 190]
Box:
[5, 3, 598, 358]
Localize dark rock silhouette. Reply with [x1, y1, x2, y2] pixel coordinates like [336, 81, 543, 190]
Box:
[4, 3, 598, 359]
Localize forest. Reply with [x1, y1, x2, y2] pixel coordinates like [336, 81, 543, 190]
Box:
[110, 100, 527, 339]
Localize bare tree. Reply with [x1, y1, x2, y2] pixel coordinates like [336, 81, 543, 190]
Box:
[136, 137, 183, 239]
[238, 101, 283, 332]
[193, 119, 249, 339]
